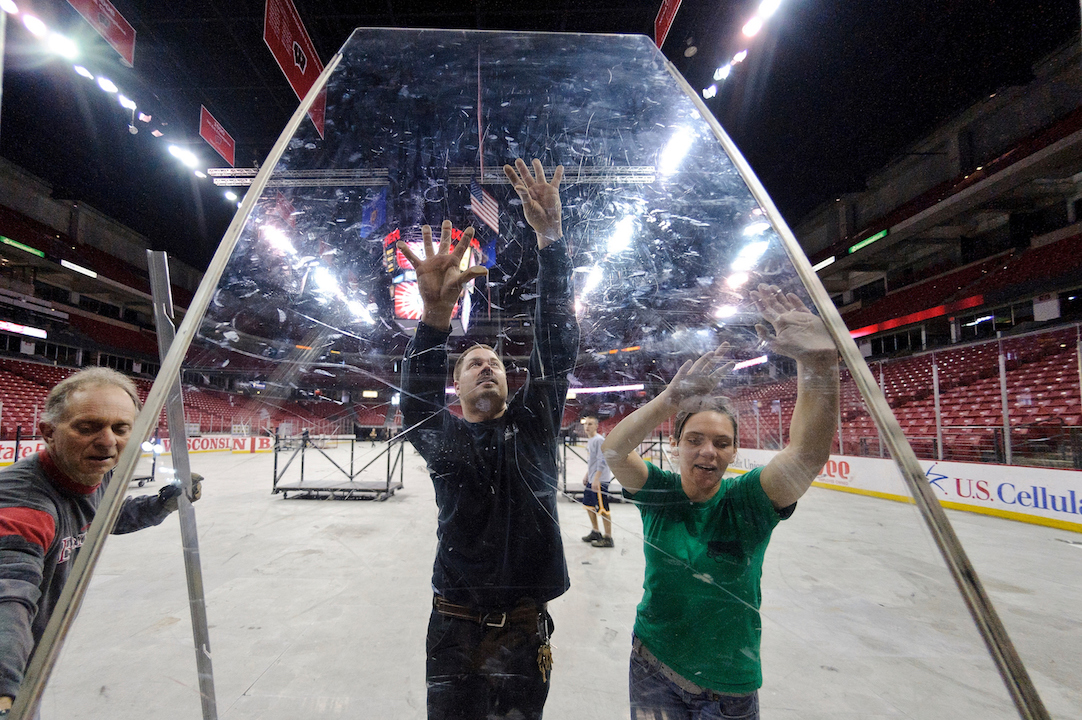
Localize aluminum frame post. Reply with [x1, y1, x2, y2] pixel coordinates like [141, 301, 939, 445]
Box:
[148, 250, 218, 720]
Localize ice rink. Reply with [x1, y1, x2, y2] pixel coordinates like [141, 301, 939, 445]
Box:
[35, 441, 1082, 719]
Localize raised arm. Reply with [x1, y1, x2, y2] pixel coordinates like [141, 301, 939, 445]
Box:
[398, 222, 488, 432]
[752, 285, 840, 508]
[601, 347, 730, 494]
[504, 158, 578, 432]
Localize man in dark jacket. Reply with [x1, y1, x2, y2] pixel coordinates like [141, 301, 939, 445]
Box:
[398, 158, 578, 719]
[0, 368, 199, 714]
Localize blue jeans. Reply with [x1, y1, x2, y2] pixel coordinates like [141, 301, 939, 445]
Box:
[629, 647, 760, 720]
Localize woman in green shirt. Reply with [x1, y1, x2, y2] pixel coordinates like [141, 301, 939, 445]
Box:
[602, 284, 840, 719]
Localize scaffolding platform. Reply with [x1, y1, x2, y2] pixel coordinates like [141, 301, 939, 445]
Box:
[271, 432, 405, 501]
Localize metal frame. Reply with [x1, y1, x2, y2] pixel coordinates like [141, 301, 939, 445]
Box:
[272, 430, 405, 501]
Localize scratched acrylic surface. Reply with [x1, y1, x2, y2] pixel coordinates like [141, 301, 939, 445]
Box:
[191, 30, 798, 397]
[182, 29, 1019, 715]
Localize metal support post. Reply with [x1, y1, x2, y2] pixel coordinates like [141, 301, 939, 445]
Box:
[999, 342, 1012, 465]
[147, 251, 218, 720]
[932, 355, 944, 461]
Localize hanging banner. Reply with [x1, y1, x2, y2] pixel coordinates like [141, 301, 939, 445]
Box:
[67, 0, 136, 66]
[263, 0, 326, 138]
[654, 0, 683, 49]
[199, 106, 236, 167]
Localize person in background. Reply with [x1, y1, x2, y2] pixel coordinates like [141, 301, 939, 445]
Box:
[579, 415, 615, 548]
[602, 285, 839, 720]
[0, 368, 201, 715]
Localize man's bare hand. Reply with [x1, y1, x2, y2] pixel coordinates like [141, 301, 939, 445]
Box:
[751, 284, 836, 363]
[398, 221, 487, 329]
[504, 158, 564, 248]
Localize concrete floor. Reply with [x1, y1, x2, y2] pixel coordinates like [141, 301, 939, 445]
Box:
[34, 442, 1082, 719]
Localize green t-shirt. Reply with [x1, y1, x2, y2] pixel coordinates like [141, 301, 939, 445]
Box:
[627, 463, 792, 694]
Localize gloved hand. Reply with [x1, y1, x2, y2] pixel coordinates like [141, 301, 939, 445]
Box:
[158, 473, 203, 512]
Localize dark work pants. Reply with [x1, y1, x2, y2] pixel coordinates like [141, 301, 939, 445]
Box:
[426, 607, 553, 720]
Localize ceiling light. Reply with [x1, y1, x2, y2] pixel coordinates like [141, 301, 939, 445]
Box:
[726, 273, 749, 289]
[742, 17, 763, 37]
[21, 14, 46, 37]
[168, 145, 199, 168]
[224, 191, 238, 201]
[759, 0, 782, 18]
[0, 1, 19, 15]
[47, 33, 77, 59]
[118, 95, 136, 110]
[702, 85, 717, 99]
[138, 112, 152, 122]
[607, 216, 635, 253]
[151, 129, 164, 137]
[659, 128, 694, 174]
[733, 50, 748, 63]
[582, 265, 603, 295]
[715, 65, 731, 81]
[96, 76, 118, 93]
[742, 222, 771, 236]
[73, 64, 93, 79]
[194, 170, 207, 179]
[715, 304, 739, 318]
[60, 259, 97, 278]
[812, 256, 836, 272]
[731, 240, 770, 272]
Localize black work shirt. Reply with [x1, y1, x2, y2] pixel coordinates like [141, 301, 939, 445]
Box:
[401, 241, 579, 611]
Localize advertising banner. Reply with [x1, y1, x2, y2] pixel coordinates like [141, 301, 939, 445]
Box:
[732, 448, 1082, 533]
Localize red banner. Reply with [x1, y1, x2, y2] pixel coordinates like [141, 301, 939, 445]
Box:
[263, 0, 326, 138]
[67, 0, 136, 66]
[199, 106, 236, 167]
[654, 0, 683, 49]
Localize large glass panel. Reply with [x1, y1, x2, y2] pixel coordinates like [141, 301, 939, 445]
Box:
[41, 29, 1074, 719]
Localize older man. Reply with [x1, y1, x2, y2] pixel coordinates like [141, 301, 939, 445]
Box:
[0, 367, 198, 713]
[399, 158, 578, 719]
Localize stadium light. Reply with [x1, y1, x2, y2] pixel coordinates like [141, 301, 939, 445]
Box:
[118, 95, 136, 110]
[21, 14, 46, 37]
[96, 76, 118, 93]
[47, 32, 77, 59]
[0, 1, 19, 15]
[742, 17, 763, 37]
[73, 65, 93, 79]
[168, 145, 199, 168]
[759, 0, 782, 18]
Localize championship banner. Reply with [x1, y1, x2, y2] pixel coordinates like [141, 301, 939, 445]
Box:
[263, 0, 326, 138]
[199, 106, 236, 167]
[67, 0, 136, 66]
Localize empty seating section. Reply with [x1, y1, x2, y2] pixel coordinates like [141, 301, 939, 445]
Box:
[0, 359, 350, 439]
[727, 330, 1081, 466]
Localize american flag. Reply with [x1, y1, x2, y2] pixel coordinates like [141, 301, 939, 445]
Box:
[470, 179, 500, 232]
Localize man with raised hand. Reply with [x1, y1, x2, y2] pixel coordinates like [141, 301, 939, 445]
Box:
[0, 368, 200, 715]
[398, 158, 578, 720]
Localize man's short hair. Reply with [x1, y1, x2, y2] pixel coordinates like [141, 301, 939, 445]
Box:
[41, 367, 142, 425]
[453, 343, 502, 381]
[581, 414, 598, 422]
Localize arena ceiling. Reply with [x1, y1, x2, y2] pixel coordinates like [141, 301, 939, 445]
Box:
[0, 1, 1077, 271]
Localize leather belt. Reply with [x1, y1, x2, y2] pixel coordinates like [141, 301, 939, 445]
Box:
[432, 595, 545, 628]
[632, 636, 742, 699]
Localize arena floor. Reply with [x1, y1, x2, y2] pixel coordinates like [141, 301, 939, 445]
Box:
[33, 441, 1082, 719]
